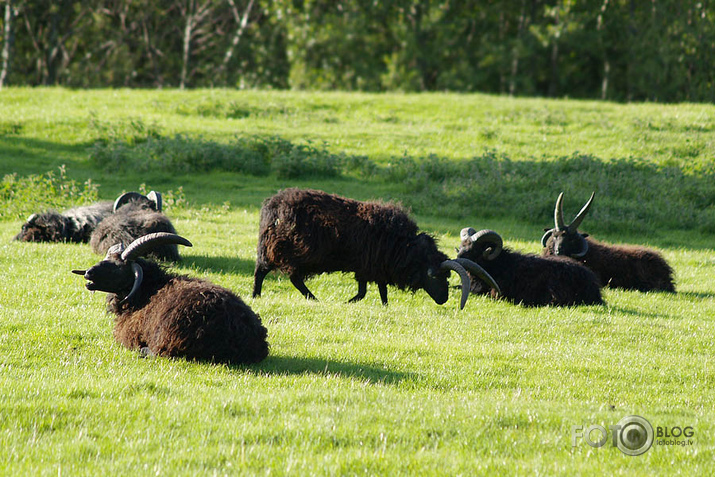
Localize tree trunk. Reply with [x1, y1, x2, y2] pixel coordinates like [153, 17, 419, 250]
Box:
[0, 0, 15, 89]
[548, 6, 560, 97]
[509, 0, 528, 96]
[219, 0, 255, 78]
[180, 0, 195, 89]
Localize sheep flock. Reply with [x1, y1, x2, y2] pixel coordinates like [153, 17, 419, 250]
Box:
[15, 187, 678, 365]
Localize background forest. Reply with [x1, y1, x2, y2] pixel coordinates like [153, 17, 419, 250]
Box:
[1, 0, 714, 102]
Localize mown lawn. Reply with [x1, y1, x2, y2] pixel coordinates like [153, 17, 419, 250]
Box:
[0, 88, 713, 475]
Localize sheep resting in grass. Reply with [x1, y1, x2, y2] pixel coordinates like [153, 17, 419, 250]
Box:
[90, 191, 181, 261]
[541, 192, 675, 292]
[253, 188, 500, 308]
[15, 201, 113, 243]
[73, 232, 269, 364]
[457, 228, 604, 306]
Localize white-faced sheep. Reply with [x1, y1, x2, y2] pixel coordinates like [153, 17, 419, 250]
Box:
[541, 192, 675, 292]
[15, 201, 113, 243]
[456, 228, 604, 306]
[252, 188, 500, 308]
[73, 232, 269, 364]
[90, 191, 181, 261]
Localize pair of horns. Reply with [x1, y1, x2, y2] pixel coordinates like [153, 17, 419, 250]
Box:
[554, 191, 595, 233]
[437, 259, 499, 310]
[461, 228, 503, 261]
[113, 191, 162, 212]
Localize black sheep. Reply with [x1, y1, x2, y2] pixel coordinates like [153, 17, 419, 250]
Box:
[90, 191, 181, 261]
[252, 188, 500, 308]
[15, 201, 113, 243]
[457, 228, 604, 306]
[541, 192, 675, 292]
[73, 233, 269, 364]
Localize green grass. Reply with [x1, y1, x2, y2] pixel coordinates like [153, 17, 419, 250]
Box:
[1, 88, 714, 475]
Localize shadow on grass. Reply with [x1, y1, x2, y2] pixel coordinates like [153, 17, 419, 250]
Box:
[676, 290, 715, 300]
[607, 306, 673, 320]
[248, 355, 418, 386]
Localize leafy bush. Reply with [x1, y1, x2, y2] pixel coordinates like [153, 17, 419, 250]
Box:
[0, 166, 100, 220]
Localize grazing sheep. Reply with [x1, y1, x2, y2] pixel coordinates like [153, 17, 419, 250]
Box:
[90, 191, 181, 261]
[14, 201, 113, 243]
[457, 228, 604, 306]
[73, 233, 269, 364]
[252, 188, 500, 308]
[541, 192, 675, 292]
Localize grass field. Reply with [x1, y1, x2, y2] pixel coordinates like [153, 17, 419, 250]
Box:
[1, 88, 714, 475]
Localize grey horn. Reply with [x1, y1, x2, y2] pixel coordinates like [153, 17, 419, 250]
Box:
[147, 191, 162, 212]
[568, 191, 595, 233]
[469, 229, 503, 261]
[439, 260, 471, 310]
[120, 262, 144, 305]
[113, 192, 145, 212]
[554, 192, 566, 230]
[453, 258, 501, 296]
[121, 232, 193, 262]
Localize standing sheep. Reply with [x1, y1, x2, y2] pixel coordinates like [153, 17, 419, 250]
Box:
[252, 188, 500, 308]
[90, 191, 181, 261]
[73, 233, 269, 364]
[541, 192, 675, 292]
[457, 228, 604, 306]
[14, 201, 113, 243]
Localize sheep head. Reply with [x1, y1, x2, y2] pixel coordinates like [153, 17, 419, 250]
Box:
[113, 191, 162, 212]
[14, 213, 68, 242]
[541, 192, 594, 258]
[73, 232, 191, 304]
[456, 228, 503, 296]
[410, 233, 500, 308]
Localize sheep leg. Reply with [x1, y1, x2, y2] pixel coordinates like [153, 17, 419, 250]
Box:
[252, 263, 274, 298]
[378, 282, 388, 306]
[290, 275, 318, 301]
[348, 280, 368, 303]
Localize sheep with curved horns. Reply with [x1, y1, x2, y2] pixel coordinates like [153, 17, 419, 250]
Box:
[90, 191, 181, 261]
[14, 201, 113, 243]
[73, 232, 269, 364]
[457, 228, 604, 306]
[252, 188, 499, 309]
[541, 192, 675, 292]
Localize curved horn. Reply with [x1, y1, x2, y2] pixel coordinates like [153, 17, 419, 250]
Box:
[572, 235, 590, 258]
[470, 229, 503, 260]
[460, 227, 477, 242]
[120, 262, 144, 305]
[439, 260, 471, 310]
[113, 192, 145, 212]
[541, 229, 554, 248]
[568, 191, 595, 233]
[121, 232, 192, 262]
[26, 213, 38, 224]
[147, 191, 162, 212]
[554, 192, 566, 230]
[71, 269, 87, 276]
[453, 258, 502, 296]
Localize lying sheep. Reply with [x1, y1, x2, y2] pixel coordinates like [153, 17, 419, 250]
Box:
[253, 188, 500, 308]
[457, 228, 604, 306]
[90, 191, 181, 261]
[541, 192, 675, 292]
[14, 201, 113, 243]
[73, 232, 269, 364]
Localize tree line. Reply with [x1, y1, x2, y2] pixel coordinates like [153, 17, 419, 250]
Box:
[1, 0, 713, 102]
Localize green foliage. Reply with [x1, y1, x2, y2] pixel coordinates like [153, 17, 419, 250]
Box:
[3, 1, 715, 101]
[0, 165, 100, 220]
[90, 134, 344, 179]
